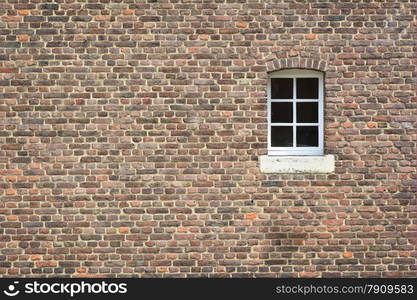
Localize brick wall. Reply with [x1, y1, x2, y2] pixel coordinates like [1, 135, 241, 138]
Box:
[0, 0, 416, 278]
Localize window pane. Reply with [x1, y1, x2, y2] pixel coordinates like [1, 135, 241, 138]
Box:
[271, 78, 293, 99]
[271, 102, 292, 123]
[271, 126, 293, 147]
[297, 102, 318, 123]
[296, 126, 318, 147]
[296, 78, 318, 99]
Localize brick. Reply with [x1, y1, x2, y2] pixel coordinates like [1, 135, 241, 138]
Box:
[48, 16, 70, 22]
[36, 261, 58, 268]
[17, 35, 29, 42]
[0, 68, 18, 73]
[140, 16, 160, 22]
[235, 22, 248, 28]
[72, 16, 92, 22]
[36, 29, 58, 35]
[24, 16, 44, 22]
[0, 42, 20, 48]
[2, 16, 22, 22]
[40, 4, 59, 10]
[11, 80, 31, 86]
[113, 67, 133, 73]
[118, 227, 129, 233]
[6, 189, 16, 195]
[245, 213, 257, 220]
[18, 10, 29, 16]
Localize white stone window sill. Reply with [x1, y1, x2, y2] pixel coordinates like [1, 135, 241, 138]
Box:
[259, 155, 335, 174]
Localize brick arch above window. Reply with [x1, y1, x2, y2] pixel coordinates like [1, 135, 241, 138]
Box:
[265, 57, 327, 73]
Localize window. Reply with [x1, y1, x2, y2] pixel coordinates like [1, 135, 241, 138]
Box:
[267, 69, 324, 156]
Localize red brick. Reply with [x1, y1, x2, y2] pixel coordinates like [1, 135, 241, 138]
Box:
[235, 22, 248, 28]
[1, 16, 21, 22]
[17, 35, 29, 42]
[122, 9, 134, 15]
[0, 68, 18, 73]
[18, 10, 29, 16]
[245, 213, 257, 220]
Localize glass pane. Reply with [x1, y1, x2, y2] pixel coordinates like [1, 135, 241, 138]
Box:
[296, 126, 318, 147]
[296, 78, 318, 99]
[271, 126, 293, 147]
[297, 102, 318, 123]
[271, 78, 293, 99]
[271, 102, 292, 123]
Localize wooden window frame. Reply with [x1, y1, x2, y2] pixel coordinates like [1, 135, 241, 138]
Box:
[267, 69, 324, 156]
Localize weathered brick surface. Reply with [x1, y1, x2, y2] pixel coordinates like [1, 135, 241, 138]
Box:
[0, 0, 416, 278]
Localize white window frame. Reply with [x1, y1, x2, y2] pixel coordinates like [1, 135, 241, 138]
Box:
[267, 69, 324, 156]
